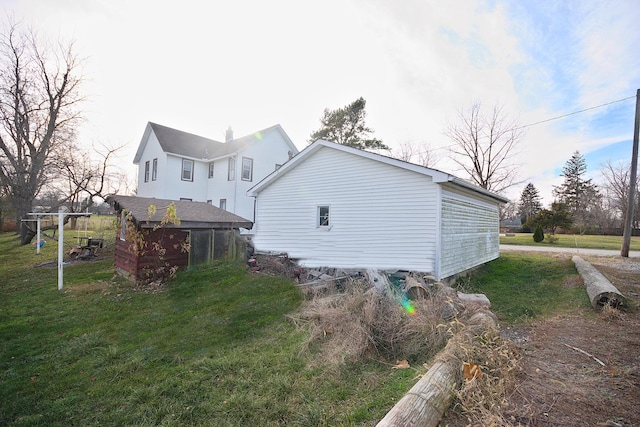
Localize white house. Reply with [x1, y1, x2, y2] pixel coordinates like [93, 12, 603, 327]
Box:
[248, 139, 509, 281]
[133, 122, 298, 225]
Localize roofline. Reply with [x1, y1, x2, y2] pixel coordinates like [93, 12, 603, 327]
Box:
[248, 139, 508, 204]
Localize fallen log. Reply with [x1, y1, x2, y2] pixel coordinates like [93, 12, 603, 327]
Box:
[572, 256, 627, 310]
[376, 310, 498, 427]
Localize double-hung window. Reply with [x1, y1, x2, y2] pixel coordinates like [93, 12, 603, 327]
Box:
[318, 206, 330, 227]
[242, 157, 253, 181]
[228, 158, 235, 181]
[182, 159, 194, 181]
[144, 161, 150, 182]
[208, 162, 214, 179]
[152, 158, 158, 181]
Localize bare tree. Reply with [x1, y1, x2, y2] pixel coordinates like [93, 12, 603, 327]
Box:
[446, 103, 525, 194]
[600, 160, 640, 231]
[391, 141, 438, 167]
[0, 21, 84, 244]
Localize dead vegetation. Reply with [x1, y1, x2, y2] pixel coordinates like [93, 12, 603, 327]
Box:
[288, 278, 457, 364]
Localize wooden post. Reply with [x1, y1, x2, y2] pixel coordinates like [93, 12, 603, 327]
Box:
[622, 88, 639, 257]
[58, 210, 64, 291]
[573, 256, 627, 309]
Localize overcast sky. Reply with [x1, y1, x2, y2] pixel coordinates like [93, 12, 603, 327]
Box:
[4, 0, 640, 204]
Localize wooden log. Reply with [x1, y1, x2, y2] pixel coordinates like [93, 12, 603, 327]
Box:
[376, 311, 498, 427]
[572, 256, 628, 309]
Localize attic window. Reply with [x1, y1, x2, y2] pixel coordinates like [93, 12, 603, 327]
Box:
[152, 158, 158, 181]
[144, 161, 150, 182]
[182, 159, 194, 181]
[318, 206, 330, 227]
[208, 162, 214, 179]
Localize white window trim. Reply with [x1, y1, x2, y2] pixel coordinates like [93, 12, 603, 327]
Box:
[208, 162, 214, 179]
[182, 159, 194, 181]
[228, 158, 235, 181]
[241, 157, 253, 181]
[220, 199, 227, 210]
[144, 161, 150, 182]
[317, 205, 330, 228]
[152, 158, 158, 181]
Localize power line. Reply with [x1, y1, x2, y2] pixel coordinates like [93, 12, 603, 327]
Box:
[516, 95, 637, 130]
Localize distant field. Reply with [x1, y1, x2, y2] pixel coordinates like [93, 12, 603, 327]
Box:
[500, 233, 640, 251]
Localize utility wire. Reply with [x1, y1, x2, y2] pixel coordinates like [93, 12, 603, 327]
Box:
[516, 94, 637, 130]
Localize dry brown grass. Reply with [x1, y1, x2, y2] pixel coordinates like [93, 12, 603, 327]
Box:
[289, 277, 476, 366]
[441, 328, 528, 426]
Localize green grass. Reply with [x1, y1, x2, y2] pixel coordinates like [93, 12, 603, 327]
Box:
[0, 232, 416, 426]
[457, 252, 592, 324]
[500, 232, 640, 250]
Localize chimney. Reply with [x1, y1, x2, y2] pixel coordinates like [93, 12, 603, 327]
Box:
[225, 126, 233, 142]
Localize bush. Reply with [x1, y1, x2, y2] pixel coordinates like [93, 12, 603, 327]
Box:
[533, 225, 544, 242]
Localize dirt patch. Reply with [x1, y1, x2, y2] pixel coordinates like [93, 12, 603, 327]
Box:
[441, 255, 640, 426]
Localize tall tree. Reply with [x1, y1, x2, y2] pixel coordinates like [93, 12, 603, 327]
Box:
[446, 103, 525, 194]
[517, 183, 542, 223]
[309, 97, 388, 150]
[553, 151, 601, 233]
[0, 22, 83, 244]
[600, 160, 640, 231]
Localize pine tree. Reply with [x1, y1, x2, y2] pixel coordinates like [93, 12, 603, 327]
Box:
[309, 97, 389, 150]
[518, 183, 543, 223]
[552, 151, 601, 233]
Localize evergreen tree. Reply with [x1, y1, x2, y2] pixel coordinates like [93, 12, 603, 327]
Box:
[533, 224, 544, 242]
[517, 183, 543, 223]
[552, 151, 601, 233]
[309, 97, 389, 150]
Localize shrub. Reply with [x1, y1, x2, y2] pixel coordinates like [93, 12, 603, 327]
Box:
[533, 225, 544, 242]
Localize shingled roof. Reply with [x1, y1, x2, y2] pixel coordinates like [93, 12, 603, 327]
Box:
[133, 122, 294, 164]
[108, 195, 253, 229]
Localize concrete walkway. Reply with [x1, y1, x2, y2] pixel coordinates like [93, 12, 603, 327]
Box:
[500, 244, 640, 258]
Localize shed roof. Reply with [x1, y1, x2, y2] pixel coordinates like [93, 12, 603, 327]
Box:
[248, 139, 510, 204]
[107, 195, 253, 229]
[133, 122, 298, 164]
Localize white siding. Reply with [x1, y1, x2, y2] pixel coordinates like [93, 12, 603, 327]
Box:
[253, 147, 439, 272]
[438, 186, 500, 279]
[207, 131, 291, 222]
[136, 133, 166, 198]
[161, 155, 209, 201]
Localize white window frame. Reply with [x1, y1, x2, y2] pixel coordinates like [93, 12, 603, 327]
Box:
[152, 158, 158, 181]
[182, 159, 194, 181]
[318, 205, 330, 227]
[241, 157, 253, 181]
[220, 199, 227, 210]
[208, 162, 214, 179]
[228, 158, 235, 181]
[144, 161, 150, 182]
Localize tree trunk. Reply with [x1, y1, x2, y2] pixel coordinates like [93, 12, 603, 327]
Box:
[376, 311, 498, 427]
[572, 256, 627, 309]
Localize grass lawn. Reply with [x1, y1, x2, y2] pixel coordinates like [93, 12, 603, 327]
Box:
[458, 252, 592, 323]
[0, 223, 610, 425]
[500, 232, 640, 251]
[0, 231, 417, 426]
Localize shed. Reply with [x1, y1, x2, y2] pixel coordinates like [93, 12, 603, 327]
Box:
[247, 140, 509, 281]
[108, 195, 252, 280]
